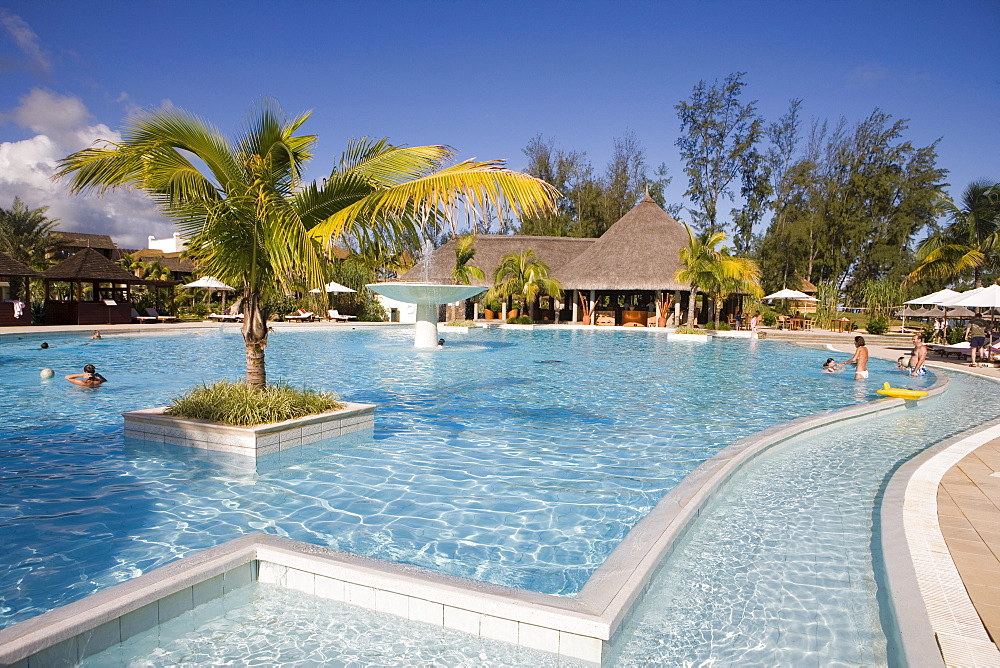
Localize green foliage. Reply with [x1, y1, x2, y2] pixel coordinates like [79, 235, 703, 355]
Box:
[676, 223, 762, 327]
[907, 179, 1000, 288]
[759, 109, 946, 291]
[165, 381, 341, 427]
[517, 132, 680, 238]
[506, 315, 533, 324]
[715, 322, 732, 331]
[860, 279, 903, 321]
[484, 300, 502, 313]
[178, 303, 209, 320]
[675, 72, 765, 246]
[813, 282, 840, 329]
[0, 196, 60, 271]
[762, 312, 777, 326]
[674, 325, 710, 334]
[263, 294, 298, 321]
[947, 327, 964, 345]
[866, 316, 890, 335]
[446, 320, 476, 327]
[485, 249, 562, 311]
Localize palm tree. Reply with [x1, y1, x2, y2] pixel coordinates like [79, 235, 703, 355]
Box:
[485, 249, 562, 321]
[447, 234, 486, 321]
[58, 103, 556, 387]
[676, 223, 761, 327]
[0, 196, 60, 306]
[907, 179, 1000, 288]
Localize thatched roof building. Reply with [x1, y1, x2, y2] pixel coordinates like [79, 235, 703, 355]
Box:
[401, 236, 595, 286]
[556, 193, 689, 291]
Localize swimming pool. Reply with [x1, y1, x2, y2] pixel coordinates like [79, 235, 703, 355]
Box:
[0, 327, 930, 632]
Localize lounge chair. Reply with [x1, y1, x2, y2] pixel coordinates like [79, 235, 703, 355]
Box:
[132, 308, 157, 324]
[927, 342, 972, 359]
[285, 309, 315, 322]
[208, 309, 243, 322]
[145, 308, 178, 322]
[327, 309, 357, 322]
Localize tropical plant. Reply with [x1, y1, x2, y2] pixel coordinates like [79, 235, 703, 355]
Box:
[813, 281, 840, 329]
[675, 223, 762, 328]
[57, 102, 556, 388]
[906, 179, 1000, 288]
[859, 279, 903, 321]
[165, 381, 341, 426]
[865, 316, 890, 336]
[0, 196, 60, 305]
[485, 249, 563, 321]
[448, 234, 486, 321]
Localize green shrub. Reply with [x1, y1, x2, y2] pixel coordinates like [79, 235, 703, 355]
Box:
[866, 315, 889, 335]
[674, 325, 710, 335]
[446, 320, 476, 327]
[165, 381, 342, 426]
[715, 322, 732, 331]
[762, 312, 777, 327]
[179, 303, 209, 320]
[947, 327, 964, 345]
[507, 315, 532, 324]
[485, 300, 502, 313]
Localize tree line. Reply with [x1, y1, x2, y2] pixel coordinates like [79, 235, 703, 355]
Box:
[516, 72, 998, 301]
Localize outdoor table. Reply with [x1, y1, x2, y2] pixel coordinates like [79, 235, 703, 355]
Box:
[831, 318, 853, 333]
[789, 317, 806, 331]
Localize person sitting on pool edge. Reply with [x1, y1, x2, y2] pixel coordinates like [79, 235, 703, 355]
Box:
[839, 335, 870, 380]
[65, 364, 107, 387]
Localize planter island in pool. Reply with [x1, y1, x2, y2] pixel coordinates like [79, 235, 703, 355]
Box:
[123, 402, 375, 458]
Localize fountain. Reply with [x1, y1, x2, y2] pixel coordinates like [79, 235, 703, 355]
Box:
[367, 282, 487, 347]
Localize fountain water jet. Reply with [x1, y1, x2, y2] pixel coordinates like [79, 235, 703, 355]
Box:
[367, 282, 487, 348]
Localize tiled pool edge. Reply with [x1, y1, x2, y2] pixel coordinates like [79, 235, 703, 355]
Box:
[122, 403, 375, 457]
[0, 382, 948, 666]
[881, 370, 1000, 668]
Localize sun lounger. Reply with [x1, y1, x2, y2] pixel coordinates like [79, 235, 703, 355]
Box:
[208, 312, 243, 322]
[145, 308, 178, 322]
[132, 308, 157, 324]
[285, 309, 315, 322]
[927, 342, 972, 359]
[327, 309, 357, 322]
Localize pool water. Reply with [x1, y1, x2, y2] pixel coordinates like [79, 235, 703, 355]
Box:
[0, 327, 929, 631]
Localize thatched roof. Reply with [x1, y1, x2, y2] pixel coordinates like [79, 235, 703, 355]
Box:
[0, 252, 42, 277]
[795, 276, 818, 293]
[130, 249, 197, 273]
[51, 231, 117, 250]
[556, 193, 690, 291]
[43, 247, 142, 282]
[400, 235, 595, 286]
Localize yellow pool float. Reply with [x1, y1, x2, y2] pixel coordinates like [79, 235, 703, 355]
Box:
[876, 382, 928, 400]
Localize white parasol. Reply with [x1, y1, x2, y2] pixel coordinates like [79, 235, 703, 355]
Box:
[309, 281, 357, 294]
[904, 288, 959, 305]
[181, 276, 235, 310]
[762, 288, 818, 302]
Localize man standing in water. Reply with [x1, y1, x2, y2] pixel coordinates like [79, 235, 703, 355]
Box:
[840, 336, 870, 379]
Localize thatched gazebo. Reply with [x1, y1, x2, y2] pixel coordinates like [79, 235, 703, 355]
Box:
[42, 248, 167, 325]
[555, 193, 692, 325]
[0, 252, 42, 326]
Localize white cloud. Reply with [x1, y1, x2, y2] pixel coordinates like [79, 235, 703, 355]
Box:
[0, 89, 174, 249]
[0, 9, 50, 74]
[848, 63, 890, 86]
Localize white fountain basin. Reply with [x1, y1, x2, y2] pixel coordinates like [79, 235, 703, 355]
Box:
[366, 282, 486, 305]
[367, 282, 487, 348]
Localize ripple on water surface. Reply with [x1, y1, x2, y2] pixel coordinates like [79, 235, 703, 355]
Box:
[0, 327, 930, 628]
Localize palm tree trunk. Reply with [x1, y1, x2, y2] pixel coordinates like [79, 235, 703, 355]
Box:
[241, 292, 269, 388]
[687, 287, 698, 326]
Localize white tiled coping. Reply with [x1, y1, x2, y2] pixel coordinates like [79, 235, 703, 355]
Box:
[1, 376, 952, 666]
[709, 329, 752, 338]
[667, 332, 711, 342]
[500, 323, 535, 330]
[880, 369, 1000, 668]
[437, 325, 470, 333]
[122, 402, 375, 458]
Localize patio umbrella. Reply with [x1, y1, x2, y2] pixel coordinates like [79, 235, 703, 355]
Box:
[937, 287, 984, 306]
[948, 284, 1000, 309]
[944, 305, 975, 319]
[181, 276, 235, 310]
[308, 280, 357, 294]
[904, 288, 959, 305]
[762, 288, 818, 302]
[923, 306, 945, 318]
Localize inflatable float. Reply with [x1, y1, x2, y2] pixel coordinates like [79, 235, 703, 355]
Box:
[876, 382, 928, 400]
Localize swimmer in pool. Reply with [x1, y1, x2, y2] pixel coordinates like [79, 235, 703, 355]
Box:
[65, 364, 107, 388]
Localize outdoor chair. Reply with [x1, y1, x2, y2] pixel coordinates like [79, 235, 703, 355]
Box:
[327, 309, 356, 322]
[131, 308, 157, 323]
[208, 309, 243, 322]
[594, 311, 616, 326]
[285, 309, 315, 322]
[145, 308, 177, 322]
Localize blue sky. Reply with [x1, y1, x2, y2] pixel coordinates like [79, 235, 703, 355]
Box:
[1, 0, 997, 247]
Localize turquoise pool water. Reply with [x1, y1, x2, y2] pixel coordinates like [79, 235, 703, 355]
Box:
[0, 327, 929, 633]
